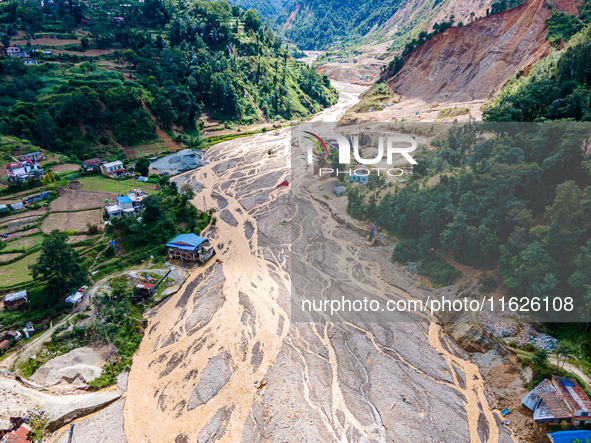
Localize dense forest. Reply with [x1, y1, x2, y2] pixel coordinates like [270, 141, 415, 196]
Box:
[275, 0, 406, 50]
[0, 0, 337, 159]
[345, 122, 591, 318]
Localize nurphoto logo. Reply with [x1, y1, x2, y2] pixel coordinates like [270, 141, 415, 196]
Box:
[303, 131, 418, 165]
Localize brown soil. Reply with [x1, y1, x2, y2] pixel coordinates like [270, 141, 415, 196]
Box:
[0, 228, 40, 240]
[0, 208, 48, 224]
[41, 209, 102, 233]
[388, 0, 555, 102]
[49, 189, 115, 212]
[11, 38, 80, 46]
[0, 253, 23, 263]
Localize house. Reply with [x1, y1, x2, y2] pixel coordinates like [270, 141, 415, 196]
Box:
[10, 202, 25, 211]
[0, 204, 7, 211]
[6, 160, 43, 182]
[135, 282, 155, 297]
[0, 417, 31, 442]
[23, 58, 38, 65]
[101, 160, 126, 178]
[166, 233, 215, 263]
[0, 422, 31, 442]
[3, 290, 28, 311]
[127, 189, 146, 209]
[547, 431, 591, 443]
[20, 152, 43, 162]
[22, 191, 50, 205]
[104, 204, 123, 219]
[65, 291, 84, 305]
[333, 185, 346, 196]
[350, 171, 369, 184]
[82, 158, 103, 170]
[116, 195, 134, 211]
[521, 376, 591, 425]
[113, 16, 125, 22]
[6, 47, 27, 57]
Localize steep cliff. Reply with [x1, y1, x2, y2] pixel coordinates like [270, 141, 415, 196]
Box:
[387, 0, 554, 102]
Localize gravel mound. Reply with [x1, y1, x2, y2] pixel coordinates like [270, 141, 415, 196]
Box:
[30, 347, 104, 387]
[150, 150, 207, 176]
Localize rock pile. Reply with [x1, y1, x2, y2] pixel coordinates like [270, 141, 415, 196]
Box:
[150, 150, 207, 176]
[481, 321, 519, 338]
[481, 322, 559, 352]
[502, 323, 559, 352]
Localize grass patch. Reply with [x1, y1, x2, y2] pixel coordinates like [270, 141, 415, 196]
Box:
[76, 175, 158, 195]
[436, 106, 470, 120]
[0, 251, 41, 288]
[3, 235, 44, 252]
[418, 256, 460, 287]
[348, 82, 400, 114]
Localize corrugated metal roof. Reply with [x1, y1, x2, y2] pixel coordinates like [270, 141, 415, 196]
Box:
[117, 196, 133, 204]
[4, 290, 27, 303]
[548, 430, 591, 443]
[522, 379, 554, 411]
[166, 234, 207, 249]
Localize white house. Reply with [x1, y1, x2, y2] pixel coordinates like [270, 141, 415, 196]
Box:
[6, 160, 43, 182]
[6, 47, 27, 57]
[101, 160, 126, 178]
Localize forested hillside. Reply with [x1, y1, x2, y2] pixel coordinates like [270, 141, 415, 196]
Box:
[230, 0, 294, 20]
[274, 0, 496, 50]
[346, 122, 591, 308]
[277, 0, 406, 50]
[0, 0, 337, 160]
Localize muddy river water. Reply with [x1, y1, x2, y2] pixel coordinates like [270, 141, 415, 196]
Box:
[123, 82, 513, 443]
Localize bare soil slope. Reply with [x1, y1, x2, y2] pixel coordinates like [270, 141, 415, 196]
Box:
[388, 0, 554, 102]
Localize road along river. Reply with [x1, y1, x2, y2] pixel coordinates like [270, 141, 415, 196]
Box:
[123, 81, 513, 443]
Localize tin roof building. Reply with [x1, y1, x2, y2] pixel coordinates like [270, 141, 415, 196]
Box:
[522, 376, 591, 424]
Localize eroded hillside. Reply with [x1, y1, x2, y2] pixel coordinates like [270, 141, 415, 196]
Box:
[387, 0, 557, 102]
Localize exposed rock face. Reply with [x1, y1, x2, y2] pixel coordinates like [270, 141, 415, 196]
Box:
[187, 352, 234, 411]
[388, 0, 554, 101]
[445, 322, 508, 354]
[30, 347, 103, 387]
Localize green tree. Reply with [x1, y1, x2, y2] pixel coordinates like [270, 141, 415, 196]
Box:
[29, 230, 85, 305]
[62, 14, 76, 33]
[243, 9, 262, 32]
[533, 348, 549, 366]
[135, 157, 150, 177]
[180, 183, 195, 200]
[545, 181, 582, 229]
[555, 340, 577, 370]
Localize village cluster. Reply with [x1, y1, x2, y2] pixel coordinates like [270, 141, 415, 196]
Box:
[0, 147, 215, 362]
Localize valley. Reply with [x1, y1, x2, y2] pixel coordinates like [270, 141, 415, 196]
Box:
[1, 0, 591, 441]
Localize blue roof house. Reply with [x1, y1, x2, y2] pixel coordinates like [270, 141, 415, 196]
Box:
[116, 195, 134, 211]
[166, 233, 215, 263]
[350, 172, 369, 183]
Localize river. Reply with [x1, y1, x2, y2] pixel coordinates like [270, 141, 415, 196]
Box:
[123, 81, 512, 443]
